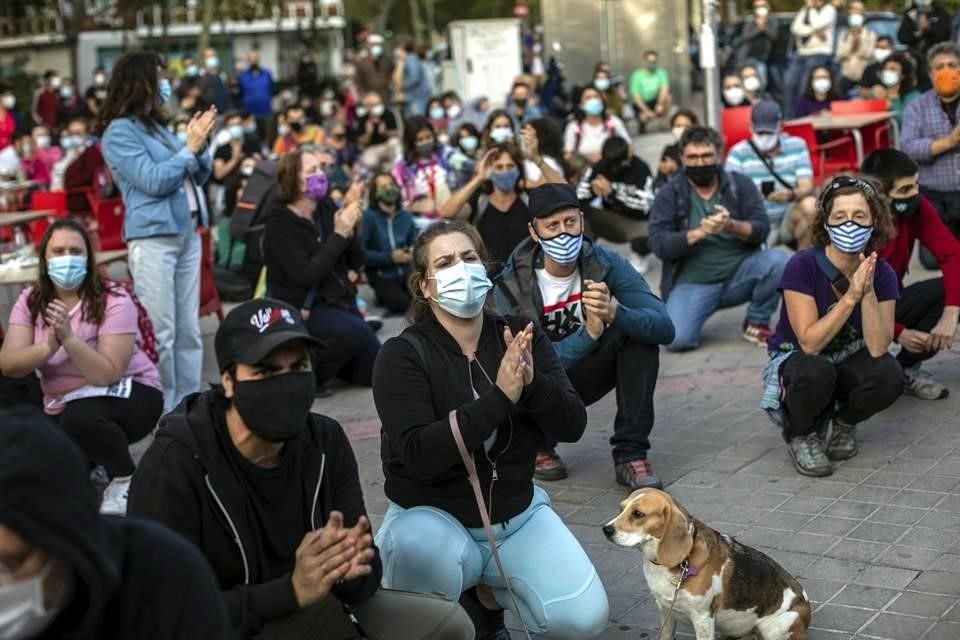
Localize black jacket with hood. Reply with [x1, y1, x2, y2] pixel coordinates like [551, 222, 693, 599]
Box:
[262, 194, 364, 312]
[371, 312, 587, 527]
[127, 390, 382, 639]
[0, 406, 232, 640]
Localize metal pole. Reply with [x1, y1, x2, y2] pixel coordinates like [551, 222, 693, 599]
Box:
[700, 0, 721, 134]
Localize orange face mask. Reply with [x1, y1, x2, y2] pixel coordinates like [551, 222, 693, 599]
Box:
[933, 67, 960, 98]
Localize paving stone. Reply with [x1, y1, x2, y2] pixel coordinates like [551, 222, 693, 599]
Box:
[802, 516, 862, 537]
[906, 527, 960, 552]
[932, 553, 960, 573]
[842, 485, 902, 504]
[886, 591, 957, 618]
[868, 505, 931, 526]
[889, 490, 951, 509]
[923, 622, 960, 640]
[853, 565, 920, 590]
[802, 558, 868, 583]
[874, 546, 946, 571]
[809, 604, 875, 632]
[859, 612, 935, 639]
[824, 539, 890, 563]
[803, 579, 847, 604]
[847, 522, 911, 544]
[823, 500, 881, 519]
[908, 571, 960, 596]
[779, 495, 838, 515]
[755, 510, 811, 532]
[916, 510, 960, 531]
[829, 584, 899, 609]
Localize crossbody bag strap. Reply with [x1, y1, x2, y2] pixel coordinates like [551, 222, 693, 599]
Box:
[448, 410, 533, 640]
[747, 139, 795, 192]
[812, 246, 850, 295]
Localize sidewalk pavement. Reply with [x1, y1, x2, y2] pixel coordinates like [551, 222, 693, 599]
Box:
[197, 240, 960, 640]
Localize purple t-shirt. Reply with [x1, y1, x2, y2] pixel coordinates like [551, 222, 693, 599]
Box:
[768, 248, 900, 353]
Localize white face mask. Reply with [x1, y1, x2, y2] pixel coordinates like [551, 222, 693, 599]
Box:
[848, 14, 864, 28]
[723, 87, 745, 105]
[751, 132, 779, 152]
[671, 126, 686, 141]
[49, 77, 61, 90]
[35, 135, 50, 149]
[881, 69, 901, 87]
[0, 563, 59, 640]
[0, 95, 14, 109]
[812, 77, 832, 95]
[755, 6, 769, 17]
[874, 48, 892, 62]
[94, 74, 106, 86]
[743, 76, 762, 93]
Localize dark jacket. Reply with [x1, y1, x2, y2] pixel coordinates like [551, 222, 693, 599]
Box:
[648, 168, 769, 301]
[576, 156, 654, 219]
[0, 406, 232, 640]
[899, 3, 952, 58]
[493, 238, 674, 368]
[127, 391, 382, 638]
[263, 197, 363, 311]
[361, 205, 419, 279]
[372, 313, 587, 527]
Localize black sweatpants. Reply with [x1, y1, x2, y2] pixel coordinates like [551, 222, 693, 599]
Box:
[562, 327, 660, 463]
[368, 273, 412, 315]
[56, 381, 163, 478]
[779, 349, 904, 440]
[895, 277, 945, 368]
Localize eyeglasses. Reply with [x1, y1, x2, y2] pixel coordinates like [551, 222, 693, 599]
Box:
[682, 152, 716, 164]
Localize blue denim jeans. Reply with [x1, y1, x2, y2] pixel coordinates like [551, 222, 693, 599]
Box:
[665, 248, 789, 352]
[128, 230, 203, 412]
[375, 485, 609, 640]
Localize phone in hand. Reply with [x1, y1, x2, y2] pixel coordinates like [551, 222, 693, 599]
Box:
[761, 180, 775, 197]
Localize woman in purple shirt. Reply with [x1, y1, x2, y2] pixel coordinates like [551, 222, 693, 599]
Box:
[794, 65, 841, 118]
[762, 176, 904, 477]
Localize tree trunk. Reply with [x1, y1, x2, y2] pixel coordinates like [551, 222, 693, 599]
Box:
[372, 0, 396, 34]
[197, 0, 214, 53]
[407, 0, 425, 47]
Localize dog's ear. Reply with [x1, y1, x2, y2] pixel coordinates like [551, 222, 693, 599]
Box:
[655, 499, 694, 568]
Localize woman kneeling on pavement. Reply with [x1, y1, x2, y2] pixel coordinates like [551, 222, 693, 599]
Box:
[0, 219, 163, 513]
[371, 221, 609, 639]
[762, 176, 904, 477]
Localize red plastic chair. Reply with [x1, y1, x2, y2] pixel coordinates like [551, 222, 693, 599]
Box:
[92, 198, 126, 251]
[199, 228, 224, 322]
[783, 122, 858, 186]
[721, 106, 753, 155]
[830, 99, 893, 157]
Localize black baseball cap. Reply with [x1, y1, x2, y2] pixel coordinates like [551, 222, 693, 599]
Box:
[528, 182, 581, 220]
[215, 299, 323, 372]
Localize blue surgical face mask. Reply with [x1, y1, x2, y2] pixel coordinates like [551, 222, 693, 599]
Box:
[459, 135, 478, 152]
[158, 78, 172, 105]
[429, 106, 446, 120]
[594, 77, 611, 91]
[47, 255, 88, 290]
[490, 168, 519, 193]
[428, 261, 492, 319]
[825, 220, 874, 254]
[538, 230, 584, 265]
[177, 131, 188, 144]
[489, 126, 513, 144]
[583, 97, 604, 116]
[228, 124, 244, 140]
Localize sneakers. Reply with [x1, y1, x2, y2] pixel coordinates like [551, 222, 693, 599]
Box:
[787, 434, 832, 477]
[742, 320, 773, 347]
[903, 365, 949, 400]
[615, 458, 663, 490]
[826, 419, 858, 461]
[534, 449, 568, 481]
[89, 465, 110, 503]
[629, 254, 650, 275]
[100, 476, 131, 516]
[459, 588, 510, 639]
[366, 316, 384, 333]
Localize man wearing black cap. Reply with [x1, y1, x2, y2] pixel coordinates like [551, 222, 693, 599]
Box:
[725, 100, 817, 249]
[127, 299, 473, 640]
[494, 183, 675, 490]
[0, 406, 232, 639]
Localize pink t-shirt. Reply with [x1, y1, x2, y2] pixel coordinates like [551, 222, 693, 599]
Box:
[9, 287, 163, 414]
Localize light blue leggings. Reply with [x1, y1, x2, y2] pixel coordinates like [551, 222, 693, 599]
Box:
[374, 486, 609, 640]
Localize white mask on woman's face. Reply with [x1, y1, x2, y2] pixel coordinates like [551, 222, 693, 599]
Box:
[811, 77, 832, 95]
[743, 75, 762, 93]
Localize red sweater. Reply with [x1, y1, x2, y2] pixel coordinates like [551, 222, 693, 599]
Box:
[876, 195, 960, 338]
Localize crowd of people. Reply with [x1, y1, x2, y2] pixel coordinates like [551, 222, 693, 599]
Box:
[1, 4, 960, 638]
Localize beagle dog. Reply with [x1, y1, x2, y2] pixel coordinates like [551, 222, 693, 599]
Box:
[603, 489, 810, 640]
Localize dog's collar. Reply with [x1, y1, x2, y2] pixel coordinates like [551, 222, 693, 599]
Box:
[651, 521, 699, 579]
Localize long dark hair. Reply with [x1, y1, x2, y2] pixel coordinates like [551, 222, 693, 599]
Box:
[401, 116, 436, 163]
[480, 109, 515, 149]
[97, 50, 167, 134]
[27, 219, 109, 326]
[407, 220, 497, 323]
[803, 65, 841, 101]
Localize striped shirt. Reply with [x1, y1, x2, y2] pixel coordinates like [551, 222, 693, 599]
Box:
[724, 135, 813, 221]
[900, 90, 960, 193]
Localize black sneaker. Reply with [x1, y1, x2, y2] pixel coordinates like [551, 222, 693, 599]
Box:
[533, 449, 568, 481]
[459, 588, 510, 639]
[615, 458, 663, 490]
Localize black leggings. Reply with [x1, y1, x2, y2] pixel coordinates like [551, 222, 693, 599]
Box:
[56, 381, 163, 478]
[895, 278, 945, 368]
[368, 273, 412, 315]
[779, 349, 904, 440]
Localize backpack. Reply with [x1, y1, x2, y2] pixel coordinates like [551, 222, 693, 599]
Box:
[111, 281, 159, 364]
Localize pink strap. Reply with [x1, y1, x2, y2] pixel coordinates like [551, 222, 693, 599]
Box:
[448, 410, 532, 639]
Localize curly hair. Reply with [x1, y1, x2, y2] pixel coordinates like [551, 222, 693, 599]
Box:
[810, 175, 896, 251]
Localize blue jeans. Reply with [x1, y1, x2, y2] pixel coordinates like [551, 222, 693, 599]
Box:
[783, 53, 831, 118]
[665, 248, 789, 352]
[375, 486, 609, 640]
[128, 230, 203, 412]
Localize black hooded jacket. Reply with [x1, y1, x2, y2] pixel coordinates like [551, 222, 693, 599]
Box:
[372, 313, 587, 526]
[0, 406, 232, 640]
[127, 391, 381, 639]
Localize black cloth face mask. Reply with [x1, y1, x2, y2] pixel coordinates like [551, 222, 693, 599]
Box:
[685, 164, 718, 188]
[232, 371, 316, 442]
[891, 194, 920, 219]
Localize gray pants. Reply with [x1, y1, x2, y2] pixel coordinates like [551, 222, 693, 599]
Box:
[256, 588, 474, 640]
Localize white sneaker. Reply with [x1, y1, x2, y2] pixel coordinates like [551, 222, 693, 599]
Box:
[629, 254, 650, 275]
[100, 476, 131, 516]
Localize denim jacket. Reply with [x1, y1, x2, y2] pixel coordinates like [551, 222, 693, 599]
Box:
[102, 117, 213, 241]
